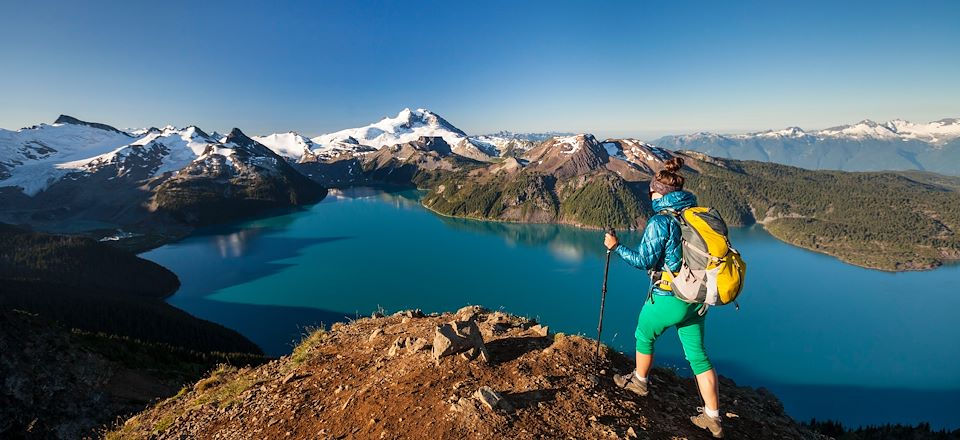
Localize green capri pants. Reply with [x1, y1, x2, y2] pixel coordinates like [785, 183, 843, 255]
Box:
[635, 294, 713, 375]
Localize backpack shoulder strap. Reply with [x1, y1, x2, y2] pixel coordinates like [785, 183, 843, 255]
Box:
[658, 208, 686, 226]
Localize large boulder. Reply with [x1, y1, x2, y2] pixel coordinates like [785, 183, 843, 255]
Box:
[432, 319, 489, 362]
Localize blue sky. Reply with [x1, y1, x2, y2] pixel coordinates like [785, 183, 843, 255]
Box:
[1, 0, 958, 139]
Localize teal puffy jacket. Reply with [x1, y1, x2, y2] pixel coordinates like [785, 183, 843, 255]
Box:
[614, 190, 698, 296]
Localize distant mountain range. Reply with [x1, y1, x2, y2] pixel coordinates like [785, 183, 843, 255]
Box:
[6, 112, 956, 199]
[253, 108, 558, 163]
[653, 118, 960, 175]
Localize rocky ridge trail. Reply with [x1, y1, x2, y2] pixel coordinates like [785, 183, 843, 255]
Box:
[109, 307, 826, 439]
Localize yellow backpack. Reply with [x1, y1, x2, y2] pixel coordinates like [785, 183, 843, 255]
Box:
[657, 207, 746, 308]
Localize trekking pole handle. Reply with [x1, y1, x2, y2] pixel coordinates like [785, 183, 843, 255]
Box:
[605, 226, 617, 253]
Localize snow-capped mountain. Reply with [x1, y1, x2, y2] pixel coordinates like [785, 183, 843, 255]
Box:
[600, 138, 675, 173]
[0, 115, 134, 194]
[522, 134, 610, 178]
[313, 108, 468, 150]
[255, 109, 573, 164]
[470, 131, 567, 158]
[251, 108, 492, 163]
[653, 118, 960, 175]
[147, 127, 326, 224]
[0, 117, 292, 195]
[255, 131, 375, 162]
[751, 126, 812, 139]
[819, 118, 960, 144]
[72, 126, 219, 181]
[170, 128, 285, 178]
[441, 132, 675, 181]
[0, 115, 326, 231]
[664, 118, 960, 144]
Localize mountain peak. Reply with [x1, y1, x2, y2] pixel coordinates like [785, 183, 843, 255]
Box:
[225, 128, 257, 148]
[184, 125, 211, 140]
[554, 134, 600, 151]
[522, 133, 609, 177]
[53, 115, 129, 136]
[396, 107, 416, 120]
[384, 108, 466, 137]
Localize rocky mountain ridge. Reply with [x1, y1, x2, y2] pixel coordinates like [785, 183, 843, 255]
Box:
[108, 306, 825, 440]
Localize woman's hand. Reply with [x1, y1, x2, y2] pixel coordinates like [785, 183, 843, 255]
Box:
[604, 232, 619, 250]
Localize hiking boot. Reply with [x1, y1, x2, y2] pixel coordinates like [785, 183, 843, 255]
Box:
[691, 408, 723, 438]
[613, 372, 648, 396]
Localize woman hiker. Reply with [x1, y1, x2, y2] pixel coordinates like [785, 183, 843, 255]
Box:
[603, 157, 724, 438]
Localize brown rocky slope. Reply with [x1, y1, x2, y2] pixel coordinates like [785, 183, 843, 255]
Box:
[109, 307, 824, 439]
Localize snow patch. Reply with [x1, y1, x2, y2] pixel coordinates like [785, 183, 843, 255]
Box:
[602, 142, 625, 159]
[555, 135, 584, 154]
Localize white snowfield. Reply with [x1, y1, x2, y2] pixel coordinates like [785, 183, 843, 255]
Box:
[0, 122, 262, 196]
[252, 132, 315, 160]
[0, 122, 134, 195]
[70, 126, 218, 177]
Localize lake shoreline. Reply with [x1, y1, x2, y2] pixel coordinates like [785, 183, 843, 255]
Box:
[415, 185, 948, 273]
[95, 181, 949, 273]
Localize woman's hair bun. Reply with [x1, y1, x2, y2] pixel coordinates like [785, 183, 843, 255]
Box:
[663, 156, 684, 173]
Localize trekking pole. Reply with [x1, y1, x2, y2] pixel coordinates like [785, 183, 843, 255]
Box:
[596, 227, 616, 360]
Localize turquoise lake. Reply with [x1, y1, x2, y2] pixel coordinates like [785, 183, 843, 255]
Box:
[141, 188, 960, 430]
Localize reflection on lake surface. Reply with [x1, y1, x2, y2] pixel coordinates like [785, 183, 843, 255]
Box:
[214, 229, 258, 258]
[142, 188, 960, 429]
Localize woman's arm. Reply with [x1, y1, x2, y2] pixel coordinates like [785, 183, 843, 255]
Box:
[614, 215, 670, 271]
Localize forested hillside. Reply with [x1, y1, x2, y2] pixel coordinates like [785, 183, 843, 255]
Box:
[0, 223, 262, 353]
[687, 159, 960, 270]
